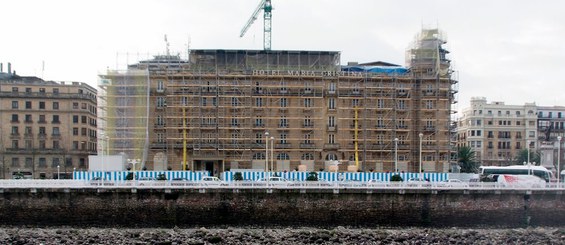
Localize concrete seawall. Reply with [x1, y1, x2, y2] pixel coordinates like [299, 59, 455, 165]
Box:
[0, 188, 564, 228]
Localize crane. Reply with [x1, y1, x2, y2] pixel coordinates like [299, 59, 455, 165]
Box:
[240, 0, 273, 50]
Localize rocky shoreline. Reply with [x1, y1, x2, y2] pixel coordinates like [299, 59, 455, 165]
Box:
[0, 226, 563, 244]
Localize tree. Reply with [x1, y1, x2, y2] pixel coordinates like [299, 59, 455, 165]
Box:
[233, 172, 243, 181]
[390, 174, 403, 182]
[458, 146, 479, 173]
[515, 149, 541, 165]
[306, 172, 318, 181]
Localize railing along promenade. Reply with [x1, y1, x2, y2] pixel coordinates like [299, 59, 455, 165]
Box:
[0, 179, 563, 192]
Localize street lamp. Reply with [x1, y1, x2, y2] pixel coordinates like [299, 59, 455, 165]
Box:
[527, 140, 530, 166]
[419, 133, 423, 179]
[264, 132, 269, 173]
[394, 138, 399, 172]
[270, 136, 275, 172]
[57, 165, 60, 180]
[105, 136, 110, 156]
[128, 159, 140, 181]
[558, 136, 562, 184]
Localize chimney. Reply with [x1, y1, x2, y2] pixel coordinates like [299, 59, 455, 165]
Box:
[7, 62, 11, 74]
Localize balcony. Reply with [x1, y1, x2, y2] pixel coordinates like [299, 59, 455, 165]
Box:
[276, 143, 291, 149]
[324, 143, 340, 150]
[299, 143, 315, 149]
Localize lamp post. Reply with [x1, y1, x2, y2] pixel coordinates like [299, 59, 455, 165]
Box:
[527, 140, 530, 166]
[394, 138, 399, 172]
[105, 136, 109, 156]
[128, 159, 139, 181]
[558, 136, 562, 184]
[265, 132, 269, 173]
[270, 136, 275, 172]
[419, 133, 423, 179]
[57, 165, 60, 180]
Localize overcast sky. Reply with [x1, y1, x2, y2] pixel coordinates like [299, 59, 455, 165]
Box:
[1, 0, 564, 112]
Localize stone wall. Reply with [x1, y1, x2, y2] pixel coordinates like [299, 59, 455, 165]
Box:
[0, 189, 563, 227]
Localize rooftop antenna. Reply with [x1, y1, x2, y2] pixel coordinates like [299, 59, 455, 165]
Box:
[164, 34, 170, 56]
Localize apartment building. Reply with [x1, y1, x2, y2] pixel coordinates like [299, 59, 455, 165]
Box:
[99, 29, 458, 174]
[457, 97, 538, 166]
[0, 64, 97, 179]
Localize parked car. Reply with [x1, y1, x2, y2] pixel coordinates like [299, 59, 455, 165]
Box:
[256, 177, 290, 187]
[199, 176, 227, 187]
[406, 178, 431, 187]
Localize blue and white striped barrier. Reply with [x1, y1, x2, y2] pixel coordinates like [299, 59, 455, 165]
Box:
[221, 171, 448, 182]
[73, 171, 209, 181]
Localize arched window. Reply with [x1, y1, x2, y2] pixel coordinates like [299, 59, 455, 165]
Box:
[301, 153, 314, 160]
[276, 153, 290, 160]
[325, 153, 337, 161]
[252, 152, 265, 160]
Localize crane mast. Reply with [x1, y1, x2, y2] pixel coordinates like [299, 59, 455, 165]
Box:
[240, 0, 273, 50]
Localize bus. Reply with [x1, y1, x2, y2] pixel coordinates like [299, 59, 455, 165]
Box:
[479, 165, 553, 182]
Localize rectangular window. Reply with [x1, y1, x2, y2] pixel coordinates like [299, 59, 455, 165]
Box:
[157, 80, 165, 92]
[255, 133, 263, 144]
[304, 116, 312, 127]
[280, 98, 288, 107]
[352, 99, 359, 107]
[81, 128, 87, 136]
[52, 102, 59, 110]
[304, 98, 312, 108]
[255, 98, 263, 107]
[25, 127, 32, 135]
[81, 116, 87, 124]
[329, 134, 335, 144]
[25, 114, 32, 123]
[328, 116, 336, 127]
[12, 140, 19, 149]
[255, 118, 264, 127]
[377, 99, 385, 109]
[38, 158, 47, 168]
[304, 133, 312, 144]
[25, 158, 33, 167]
[39, 101, 45, 109]
[11, 114, 18, 122]
[52, 127, 60, 136]
[53, 140, 60, 149]
[25, 101, 32, 109]
[231, 97, 239, 106]
[157, 97, 166, 108]
[73, 102, 79, 109]
[39, 115, 46, 123]
[12, 101, 18, 109]
[11, 126, 19, 135]
[279, 132, 288, 144]
[279, 116, 288, 127]
[328, 98, 336, 109]
[52, 115, 60, 123]
[53, 88, 59, 94]
[12, 87, 18, 92]
[39, 127, 46, 135]
[329, 82, 336, 92]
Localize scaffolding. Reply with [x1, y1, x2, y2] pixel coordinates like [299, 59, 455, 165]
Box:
[98, 69, 150, 169]
[99, 29, 458, 173]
